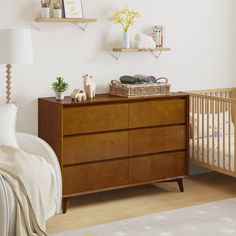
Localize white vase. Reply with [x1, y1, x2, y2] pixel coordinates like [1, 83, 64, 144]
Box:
[41, 8, 50, 18]
[55, 92, 64, 101]
[123, 32, 130, 49]
[53, 9, 62, 18]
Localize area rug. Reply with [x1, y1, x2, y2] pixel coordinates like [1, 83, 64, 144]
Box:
[52, 198, 236, 236]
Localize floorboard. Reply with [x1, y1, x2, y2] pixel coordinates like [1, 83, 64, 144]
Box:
[47, 172, 236, 234]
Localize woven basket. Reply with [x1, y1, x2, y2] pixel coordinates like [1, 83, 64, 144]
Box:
[110, 77, 171, 98]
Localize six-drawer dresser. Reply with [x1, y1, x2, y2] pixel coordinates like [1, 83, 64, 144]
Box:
[38, 93, 189, 213]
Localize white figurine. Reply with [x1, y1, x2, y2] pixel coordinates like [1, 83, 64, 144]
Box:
[71, 88, 87, 102]
[135, 32, 156, 49]
[83, 74, 96, 99]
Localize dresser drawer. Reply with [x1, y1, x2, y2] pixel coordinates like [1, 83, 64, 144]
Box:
[129, 151, 187, 183]
[63, 159, 129, 195]
[129, 125, 186, 156]
[63, 104, 128, 135]
[129, 99, 186, 128]
[63, 131, 129, 165]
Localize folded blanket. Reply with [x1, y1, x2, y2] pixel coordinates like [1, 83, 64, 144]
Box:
[0, 146, 58, 236]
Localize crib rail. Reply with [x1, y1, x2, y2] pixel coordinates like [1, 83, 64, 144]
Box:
[188, 88, 236, 177]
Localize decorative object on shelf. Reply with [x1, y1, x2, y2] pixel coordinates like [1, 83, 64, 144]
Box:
[64, 0, 83, 18]
[110, 77, 170, 98]
[0, 28, 33, 103]
[112, 6, 140, 49]
[52, 77, 69, 100]
[151, 25, 165, 47]
[53, 0, 62, 18]
[41, 0, 51, 18]
[71, 88, 87, 102]
[120, 75, 141, 85]
[83, 74, 96, 99]
[134, 74, 157, 84]
[135, 33, 156, 49]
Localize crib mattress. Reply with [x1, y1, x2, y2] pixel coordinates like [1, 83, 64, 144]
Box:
[190, 134, 235, 172]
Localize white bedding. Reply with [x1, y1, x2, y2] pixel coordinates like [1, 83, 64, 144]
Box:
[190, 134, 235, 172]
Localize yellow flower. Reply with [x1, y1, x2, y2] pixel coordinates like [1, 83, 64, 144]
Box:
[112, 6, 140, 32]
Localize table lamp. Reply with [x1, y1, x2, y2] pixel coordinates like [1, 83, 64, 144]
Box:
[0, 28, 33, 103]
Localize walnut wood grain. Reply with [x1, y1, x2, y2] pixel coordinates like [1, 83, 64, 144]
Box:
[63, 159, 129, 195]
[38, 99, 63, 167]
[63, 131, 128, 165]
[129, 99, 186, 128]
[63, 104, 128, 135]
[38, 94, 190, 213]
[129, 125, 186, 156]
[129, 152, 187, 183]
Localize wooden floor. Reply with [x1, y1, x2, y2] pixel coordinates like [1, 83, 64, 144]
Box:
[47, 172, 236, 234]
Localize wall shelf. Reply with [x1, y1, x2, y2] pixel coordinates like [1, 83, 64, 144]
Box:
[35, 18, 97, 23]
[33, 18, 97, 31]
[112, 47, 171, 52]
[112, 47, 171, 60]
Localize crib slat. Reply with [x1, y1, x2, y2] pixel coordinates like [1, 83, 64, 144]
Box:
[192, 96, 195, 160]
[217, 101, 220, 168]
[229, 103, 231, 171]
[207, 98, 210, 164]
[212, 99, 215, 166]
[202, 98, 204, 161]
[223, 102, 225, 170]
[197, 97, 200, 161]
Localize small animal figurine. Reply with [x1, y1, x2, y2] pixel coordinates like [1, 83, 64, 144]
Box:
[71, 88, 87, 102]
[83, 74, 96, 99]
[135, 32, 156, 49]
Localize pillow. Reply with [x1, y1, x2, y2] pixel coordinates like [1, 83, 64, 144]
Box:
[0, 103, 18, 148]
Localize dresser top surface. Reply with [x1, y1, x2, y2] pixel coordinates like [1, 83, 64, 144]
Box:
[39, 93, 188, 107]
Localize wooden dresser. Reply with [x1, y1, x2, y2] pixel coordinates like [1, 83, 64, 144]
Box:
[38, 93, 189, 213]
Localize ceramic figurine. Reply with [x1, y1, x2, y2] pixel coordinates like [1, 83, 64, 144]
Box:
[71, 88, 87, 102]
[83, 74, 96, 99]
[135, 33, 156, 49]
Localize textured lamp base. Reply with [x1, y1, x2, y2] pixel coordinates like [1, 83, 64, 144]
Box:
[6, 64, 12, 103]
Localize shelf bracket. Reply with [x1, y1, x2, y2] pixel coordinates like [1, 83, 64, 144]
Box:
[151, 51, 163, 59]
[112, 52, 122, 61]
[29, 22, 41, 31]
[74, 22, 88, 31]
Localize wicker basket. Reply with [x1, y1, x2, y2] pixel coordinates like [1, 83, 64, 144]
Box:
[110, 77, 171, 98]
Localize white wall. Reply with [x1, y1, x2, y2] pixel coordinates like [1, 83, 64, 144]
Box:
[0, 0, 236, 135]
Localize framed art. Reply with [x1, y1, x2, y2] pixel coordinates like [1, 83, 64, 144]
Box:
[63, 0, 84, 18]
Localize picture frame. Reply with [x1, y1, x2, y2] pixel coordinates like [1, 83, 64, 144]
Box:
[63, 0, 84, 18]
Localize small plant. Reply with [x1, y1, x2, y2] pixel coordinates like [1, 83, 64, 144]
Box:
[53, 0, 61, 9]
[41, 0, 51, 8]
[113, 6, 140, 32]
[52, 77, 69, 93]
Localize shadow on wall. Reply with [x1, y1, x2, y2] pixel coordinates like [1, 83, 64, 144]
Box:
[16, 99, 38, 135]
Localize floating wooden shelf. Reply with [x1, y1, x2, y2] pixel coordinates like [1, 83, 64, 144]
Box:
[35, 18, 97, 23]
[112, 47, 171, 52]
[112, 47, 171, 60]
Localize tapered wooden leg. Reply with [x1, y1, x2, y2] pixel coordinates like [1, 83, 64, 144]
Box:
[177, 178, 184, 192]
[63, 198, 70, 214]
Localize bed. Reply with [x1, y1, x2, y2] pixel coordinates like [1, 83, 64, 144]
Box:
[0, 132, 62, 236]
[189, 88, 236, 177]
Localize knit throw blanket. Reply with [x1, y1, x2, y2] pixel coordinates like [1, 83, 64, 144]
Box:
[0, 146, 58, 236]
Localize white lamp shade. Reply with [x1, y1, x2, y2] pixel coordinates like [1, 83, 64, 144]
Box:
[0, 28, 33, 65]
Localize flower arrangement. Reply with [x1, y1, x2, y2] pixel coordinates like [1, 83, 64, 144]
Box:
[113, 7, 140, 32]
[41, 0, 51, 8]
[53, 0, 61, 9]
